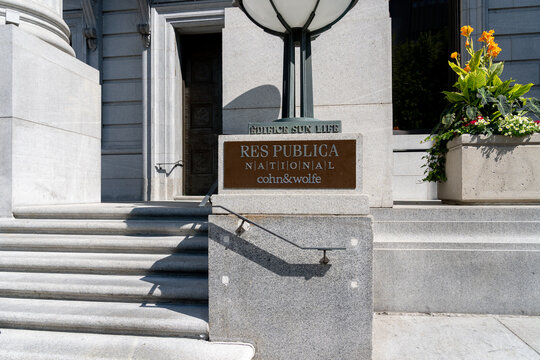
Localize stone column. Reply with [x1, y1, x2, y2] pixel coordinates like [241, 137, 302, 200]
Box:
[0, 1, 100, 217]
[0, 0, 74, 56]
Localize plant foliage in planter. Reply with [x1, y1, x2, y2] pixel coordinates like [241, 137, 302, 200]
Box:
[423, 25, 540, 182]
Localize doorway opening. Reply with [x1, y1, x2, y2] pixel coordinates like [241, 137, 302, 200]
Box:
[390, 0, 460, 132]
[180, 33, 222, 196]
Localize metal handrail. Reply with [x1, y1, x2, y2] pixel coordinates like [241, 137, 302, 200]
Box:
[199, 185, 345, 264]
[155, 160, 183, 171]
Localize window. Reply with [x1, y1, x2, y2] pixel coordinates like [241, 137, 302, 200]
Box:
[390, 0, 460, 132]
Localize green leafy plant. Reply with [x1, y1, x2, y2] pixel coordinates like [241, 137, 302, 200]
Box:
[423, 26, 540, 182]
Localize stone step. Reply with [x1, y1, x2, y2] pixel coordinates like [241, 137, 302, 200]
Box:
[0, 218, 208, 235]
[0, 328, 254, 360]
[13, 202, 211, 220]
[373, 220, 540, 243]
[0, 233, 208, 253]
[0, 272, 208, 302]
[0, 251, 208, 274]
[371, 205, 540, 222]
[0, 297, 209, 338]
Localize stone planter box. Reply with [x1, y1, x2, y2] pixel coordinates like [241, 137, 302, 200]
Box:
[438, 134, 540, 204]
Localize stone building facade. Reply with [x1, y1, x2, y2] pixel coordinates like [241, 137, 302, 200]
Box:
[62, 0, 540, 204]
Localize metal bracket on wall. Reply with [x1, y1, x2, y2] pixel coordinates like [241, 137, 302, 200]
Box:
[137, 0, 151, 47]
[81, 0, 97, 51]
[155, 160, 183, 174]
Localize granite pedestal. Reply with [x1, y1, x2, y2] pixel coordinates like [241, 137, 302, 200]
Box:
[209, 133, 373, 359]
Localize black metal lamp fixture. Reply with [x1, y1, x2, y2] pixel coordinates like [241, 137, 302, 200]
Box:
[235, 0, 358, 121]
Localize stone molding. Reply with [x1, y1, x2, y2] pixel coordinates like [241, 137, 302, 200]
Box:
[146, 1, 230, 200]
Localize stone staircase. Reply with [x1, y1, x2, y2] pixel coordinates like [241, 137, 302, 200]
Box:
[0, 202, 254, 360]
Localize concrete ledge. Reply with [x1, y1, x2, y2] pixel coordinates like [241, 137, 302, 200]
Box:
[0, 271, 208, 302]
[0, 233, 208, 253]
[374, 243, 540, 315]
[13, 202, 211, 219]
[372, 205, 540, 315]
[0, 251, 208, 275]
[212, 193, 370, 215]
[0, 297, 209, 338]
[0, 329, 254, 360]
[0, 218, 208, 235]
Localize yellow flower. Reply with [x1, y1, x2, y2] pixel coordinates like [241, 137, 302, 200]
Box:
[451, 52, 458, 59]
[464, 63, 471, 72]
[461, 25, 473, 37]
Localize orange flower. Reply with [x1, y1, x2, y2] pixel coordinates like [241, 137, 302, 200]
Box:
[451, 52, 458, 59]
[464, 63, 471, 72]
[478, 30, 495, 43]
[487, 42, 501, 58]
[461, 25, 473, 37]
[466, 40, 470, 46]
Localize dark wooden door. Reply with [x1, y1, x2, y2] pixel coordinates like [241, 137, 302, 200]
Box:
[181, 34, 222, 195]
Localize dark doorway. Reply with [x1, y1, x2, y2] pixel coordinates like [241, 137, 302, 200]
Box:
[180, 33, 222, 195]
[390, 0, 460, 132]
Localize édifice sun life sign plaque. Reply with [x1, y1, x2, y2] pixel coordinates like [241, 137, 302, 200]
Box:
[223, 140, 356, 189]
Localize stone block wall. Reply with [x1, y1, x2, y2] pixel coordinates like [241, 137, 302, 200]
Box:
[0, 25, 101, 216]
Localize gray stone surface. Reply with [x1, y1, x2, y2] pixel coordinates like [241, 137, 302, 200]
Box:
[0, 297, 209, 338]
[393, 151, 437, 201]
[208, 215, 373, 360]
[0, 328, 255, 360]
[0, 0, 74, 55]
[0, 27, 99, 135]
[0, 251, 208, 275]
[212, 193, 369, 215]
[313, 105, 393, 207]
[12, 201, 211, 219]
[438, 134, 540, 204]
[0, 233, 208, 253]
[372, 204, 540, 315]
[0, 118, 12, 217]
[392, 134, 437, 201]
[0, 218, 207, 235]
[373, 313, 540, 360]
[0, 26, 100, 215]
[222, 3, 393, 207]
[371, 204, 540, 222]
[0, 203, 252, 360]
[374, 246, 540, 315]
[0, 271, 207, 302]
[499, 316, 540, 353]
[393, 134, 432, 151]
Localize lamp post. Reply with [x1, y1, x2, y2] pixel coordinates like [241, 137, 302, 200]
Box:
[235, 0, 358, 121]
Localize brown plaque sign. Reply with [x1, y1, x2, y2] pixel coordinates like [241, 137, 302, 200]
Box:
[223, 139, 356, 189]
